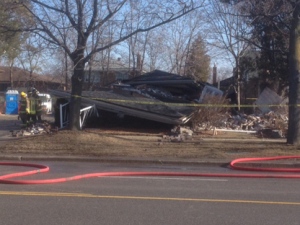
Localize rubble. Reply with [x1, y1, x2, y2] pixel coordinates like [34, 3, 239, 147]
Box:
[160, 126, 194, 143]
[194, 110, 288, 138]
[188, 86, 288, 139]
[10, 121, 58, 137]
[160, 107, 288, 141]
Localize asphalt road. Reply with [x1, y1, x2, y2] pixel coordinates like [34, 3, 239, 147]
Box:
[1, 161, 300, 225]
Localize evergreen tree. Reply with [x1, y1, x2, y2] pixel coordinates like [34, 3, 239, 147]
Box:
[244, 0, 291, 95]
[185, 35, 210, 82]
[0, 0, 32, 59]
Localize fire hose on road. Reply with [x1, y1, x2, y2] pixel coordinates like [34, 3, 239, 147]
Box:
[1, 156, 300, 185]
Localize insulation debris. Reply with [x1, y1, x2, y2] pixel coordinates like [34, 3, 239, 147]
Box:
[195, 110, 288, 138]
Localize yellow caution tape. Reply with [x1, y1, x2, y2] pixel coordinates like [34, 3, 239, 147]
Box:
[66, 95, 290, 108]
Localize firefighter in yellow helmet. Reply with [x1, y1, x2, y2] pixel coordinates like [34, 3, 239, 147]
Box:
[18, 92, 29, 126]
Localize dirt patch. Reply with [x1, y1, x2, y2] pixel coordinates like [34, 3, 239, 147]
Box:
[0, 127, 298, 161]
[0, 113, 298, 161]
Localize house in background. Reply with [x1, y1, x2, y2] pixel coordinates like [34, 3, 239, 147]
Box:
[212, 65, 263, 113]
[216, 73, 261, 103]
[0, 66, 63, 93]
[83, 67, 139, 90]
[83, 57, 144, 90]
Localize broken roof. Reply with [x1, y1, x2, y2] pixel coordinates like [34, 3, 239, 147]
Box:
[122, 70, 204, 93]
[121, 70, 222, 102]
[50, 89, 195, 125]
[49, 70, 223, 125]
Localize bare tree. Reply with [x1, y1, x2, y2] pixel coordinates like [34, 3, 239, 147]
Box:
[144, 31, 166, 71]
[0, 0, 30, 61]
[118, 27, 166, 72]
[204, 0, 251, 110]
[160, 10, 204, 75]
[16, 37, 46, 88]
[43, 47, 73, 90]
[115, 1, 152, 76]
[115, 7, 207, 76]
[13, 0, 204, 130]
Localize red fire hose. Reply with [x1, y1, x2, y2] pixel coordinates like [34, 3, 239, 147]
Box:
[1, 156, 300, 185]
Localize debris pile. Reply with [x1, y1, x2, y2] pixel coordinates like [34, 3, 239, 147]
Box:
[159, 109, 288, 142]
[161, 126, 194, 143]
[188, 86, 288, 139]
[193, 110, 288, 138]
[10, 121, 58, 137]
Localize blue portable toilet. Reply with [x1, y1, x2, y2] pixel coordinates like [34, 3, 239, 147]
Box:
[5, 90, 19, 115]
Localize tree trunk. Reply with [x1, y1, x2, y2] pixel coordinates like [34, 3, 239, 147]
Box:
[287, 3, 300, 145]
[69, 52, 85, 130]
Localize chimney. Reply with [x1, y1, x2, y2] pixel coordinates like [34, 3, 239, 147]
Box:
[136, 53, 141, 71]
[213, 63, 217, 84]
[136, 53, 141, 76]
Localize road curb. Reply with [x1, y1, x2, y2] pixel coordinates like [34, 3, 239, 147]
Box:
[1, 154, 300, 169]
[0, 154, 229, 166]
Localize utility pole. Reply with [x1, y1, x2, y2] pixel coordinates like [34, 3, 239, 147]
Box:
[212, 63, 217, 84]
[236, 56, 241, 111]
[65, 50, 68, 91]
[287, 2, 300, 145]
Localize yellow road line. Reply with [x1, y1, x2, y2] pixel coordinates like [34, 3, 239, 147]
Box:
[0, 191, 299, 205]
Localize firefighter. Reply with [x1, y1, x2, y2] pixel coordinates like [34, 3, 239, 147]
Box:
[18, 92, 29, 126]
[27, 88, 37, 124]
[33, 88, 42, 122]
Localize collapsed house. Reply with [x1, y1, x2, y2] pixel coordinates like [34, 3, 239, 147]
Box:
[14, 71, 288, 139]
[49, 70, 223, 128]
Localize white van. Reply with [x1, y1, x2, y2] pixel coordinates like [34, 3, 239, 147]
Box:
[38, 93, 52, 114]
